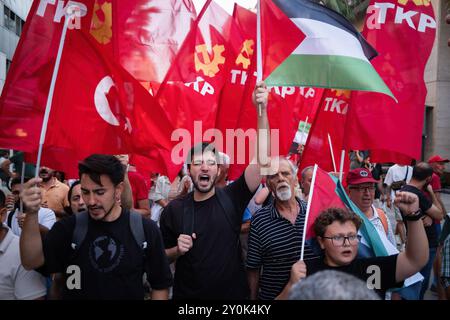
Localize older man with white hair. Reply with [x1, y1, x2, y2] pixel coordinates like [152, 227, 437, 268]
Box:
[246, 157, 318, 300]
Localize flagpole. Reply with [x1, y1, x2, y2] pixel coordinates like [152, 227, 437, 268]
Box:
[35, 7, 73, 178]
[300, 164, 318, 261]
[256, 0, 262, 117]
[339, 149, 346, 182]
[327, 133, 337, 172]
[19, 162, 25, 214]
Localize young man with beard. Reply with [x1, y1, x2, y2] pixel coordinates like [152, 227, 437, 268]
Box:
[19, 154, 172, 299]
[159, 82, 270, 299]
[39, 166, 69, 220]
[246, 158, 318, 300]
[285, 191, 429, 299]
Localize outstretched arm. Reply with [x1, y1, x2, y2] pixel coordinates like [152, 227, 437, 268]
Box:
[245, 82, 270, 193]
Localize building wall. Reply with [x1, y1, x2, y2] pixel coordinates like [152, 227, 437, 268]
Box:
[0, 0, 33, 94]
[425, 0, 450, 161]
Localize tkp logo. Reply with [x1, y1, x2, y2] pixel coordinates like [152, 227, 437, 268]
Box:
[195, 44, 225, 77]
[235, 39, 254, 69]
[360, 171, 369, 177]
[90, 0, 112, 44]
[397, 0, 431, 6]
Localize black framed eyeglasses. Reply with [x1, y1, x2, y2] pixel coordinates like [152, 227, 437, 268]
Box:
[322, 234, 361, 247]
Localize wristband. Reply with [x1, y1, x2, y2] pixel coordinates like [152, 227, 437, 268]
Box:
[404, 209, 423, 221]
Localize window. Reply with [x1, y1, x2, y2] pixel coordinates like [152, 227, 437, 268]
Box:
[4, 5, 25, 37]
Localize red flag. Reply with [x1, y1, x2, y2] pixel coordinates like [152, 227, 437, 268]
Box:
[1, 1, 175, 177]
[115, 0, 197, 86]
[156, 0, 235, 154]
[0, 0, 63, 152]
[300, 89, 350, 174]
[344, 0, 436, 163]
[305, 166, 347, 239]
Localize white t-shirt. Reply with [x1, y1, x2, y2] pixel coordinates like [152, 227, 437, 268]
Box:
[384, 164, 413, 201]
[8, 207, 56, 236]
[0, 228, 47, 300]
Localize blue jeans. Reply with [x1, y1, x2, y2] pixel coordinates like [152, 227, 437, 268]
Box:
[419, 247, 437, 300]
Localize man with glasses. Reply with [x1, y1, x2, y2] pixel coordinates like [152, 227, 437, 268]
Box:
[347, 168, 396, 247]
[294, 196, 429, 299]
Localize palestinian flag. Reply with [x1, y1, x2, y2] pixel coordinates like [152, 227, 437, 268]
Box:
[261, 0, 395, 99]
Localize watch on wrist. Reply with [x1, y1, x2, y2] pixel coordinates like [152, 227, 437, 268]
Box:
[404, 209, 423, 221]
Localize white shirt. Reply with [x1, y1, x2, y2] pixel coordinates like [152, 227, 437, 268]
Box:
[8, 207, 56, 236]
[0, 227, 47, 300]
[368, 205, 396, 247]
[384, 164, 413, 201]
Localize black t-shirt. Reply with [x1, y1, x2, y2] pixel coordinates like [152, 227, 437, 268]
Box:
[305, 254, 403, 298]
[160, 174, 255, 299]
[40, 209, 173, 299]
[400, 185, 437, 248]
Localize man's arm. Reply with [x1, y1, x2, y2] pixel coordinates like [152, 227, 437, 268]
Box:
[425, 185, 445, 220]
[394, 191, 429, 283]
[19, 178, 45, 270]
[247, 268, 260, 300]
[244, 82, 270, 193]
[275, 260, 307, 300]
[165, 233, 196, 263]
[133, 199, 151, 218]
[121, 173, 133, 210]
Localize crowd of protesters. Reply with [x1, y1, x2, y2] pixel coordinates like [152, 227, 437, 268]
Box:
[0, 84, 449, 300]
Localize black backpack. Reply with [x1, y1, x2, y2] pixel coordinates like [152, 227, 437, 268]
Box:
[71, 210, 148, 255]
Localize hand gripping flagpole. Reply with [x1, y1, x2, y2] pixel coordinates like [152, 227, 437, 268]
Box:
[35, 6, 76, 178]
[256, 0, 262, 117]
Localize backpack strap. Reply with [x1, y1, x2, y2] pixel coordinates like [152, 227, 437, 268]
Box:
[71, 211, 89, 250]
[7, 210, 14, 228]
[183, 192, 195, 235]
[216, 188, 240, 237]
[129, 210, 147, 250]
[404, 167, 409, 182]
[376, 208, 389, 235]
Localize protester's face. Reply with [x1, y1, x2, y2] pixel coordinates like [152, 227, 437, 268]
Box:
[189, 151, 219, 193]
[431, 162, 446, 176]
[39, 167, 53, 182]
[318, 221, 359, 267]
[80, 174, 122, 221]
[70, 184, 86, 214]
[267, 160, 296, 202]
[348, 183, 375, 212]
[11, 184, 21, 204]
[300, 169, 313, 197]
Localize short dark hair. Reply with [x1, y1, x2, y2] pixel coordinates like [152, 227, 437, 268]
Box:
[313, 207, 362, 237]
[186, 142, 218, 169]
[11, 177, 30, 188]
[78, 154, 125, 186]
[412, 162, 433, 181]
[0, 190, 5, 209]
[67, 180, 81, 203]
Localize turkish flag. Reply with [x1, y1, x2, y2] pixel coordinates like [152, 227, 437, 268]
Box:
[1, 1, 175, 178]
[115, 0, 197, 87]
[344, 0, 436, 164]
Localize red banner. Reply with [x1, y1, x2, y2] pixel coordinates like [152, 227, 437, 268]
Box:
[344, 0, 436, 164]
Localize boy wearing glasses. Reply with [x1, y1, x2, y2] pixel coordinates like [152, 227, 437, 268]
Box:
[289, 192, 428, 298]
[347, 168, 396, 247]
